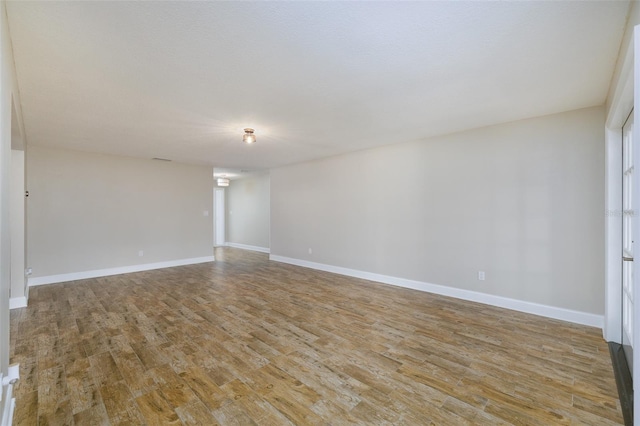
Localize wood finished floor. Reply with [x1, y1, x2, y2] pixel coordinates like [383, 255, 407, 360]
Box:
[10, 247, 623, 425]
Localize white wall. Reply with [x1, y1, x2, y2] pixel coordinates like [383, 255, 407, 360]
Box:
[213, 187, 225, 247]
[0, 1, 12, 389]
[10, 149, 25, 305]
[27, 146, 214, 279]
[226, 174, 270, 250]
[271, 106, 605, 317]
[606, 4, 640, 120]
[1, 0, 27, 414]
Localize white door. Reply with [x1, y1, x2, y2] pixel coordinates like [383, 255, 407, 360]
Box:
[633, 26, 640, 417]
[214, 188, 225, 247]
[623, 110, 634, 374]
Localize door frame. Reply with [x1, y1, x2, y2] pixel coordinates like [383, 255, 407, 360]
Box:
[605, 25, 640, 417]
[622, 109, 634, 370]
[605, 27, 635, 344]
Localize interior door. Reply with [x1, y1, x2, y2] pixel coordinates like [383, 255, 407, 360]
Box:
[623, 109, 634, 374]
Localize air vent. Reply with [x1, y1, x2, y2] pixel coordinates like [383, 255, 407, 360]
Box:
[152, 157, 171, 162]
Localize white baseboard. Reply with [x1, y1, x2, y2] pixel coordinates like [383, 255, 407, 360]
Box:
[9, 296, 27, 309]
[269, 255, 603, 329]
[225, 242, 270, 254]
[28, 256, 215, 287]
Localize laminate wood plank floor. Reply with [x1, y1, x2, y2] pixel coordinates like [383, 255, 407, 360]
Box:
[10, 247, 623, 425]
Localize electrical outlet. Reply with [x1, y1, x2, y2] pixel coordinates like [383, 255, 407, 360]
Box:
[24, 267, 32, 277]
[138, 250, 144, 257]
[308, 248, 312, 255]
[478, 271, 485, 281]
[203, 210, 209, 217]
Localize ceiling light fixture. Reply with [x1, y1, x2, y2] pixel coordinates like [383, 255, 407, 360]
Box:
[217, 178, 230, 187]
[243, 128, 256, 144]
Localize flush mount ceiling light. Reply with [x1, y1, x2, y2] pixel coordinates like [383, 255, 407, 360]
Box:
[217, 177, 230, 187]
[243, 128, 256, 144]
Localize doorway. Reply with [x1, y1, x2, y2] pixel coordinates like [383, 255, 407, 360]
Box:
[214, 188, 225, 247]
[623, 109, 635, 375]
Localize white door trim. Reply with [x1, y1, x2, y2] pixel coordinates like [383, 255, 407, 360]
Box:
[605, 126, 624, 343]
[605, 29, 635, 343]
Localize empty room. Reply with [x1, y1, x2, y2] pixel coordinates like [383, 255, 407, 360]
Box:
[1, 0, 639, 425]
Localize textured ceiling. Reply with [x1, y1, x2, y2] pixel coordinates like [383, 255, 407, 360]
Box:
[6, 1, 630, 170]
